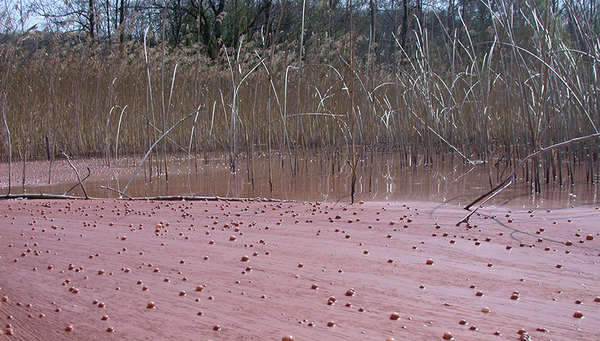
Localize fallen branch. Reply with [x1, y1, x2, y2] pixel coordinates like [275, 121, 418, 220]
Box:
[459, 132, 600, 225]
[63, 167, 91, 195]
[100, 185, 134, 200]
[0, 193, 85, 200]
[456, 177, 514, 226]
[61, 151, 89, 199]
[139, 195, 291, 202]
[0, 193, 290, 202]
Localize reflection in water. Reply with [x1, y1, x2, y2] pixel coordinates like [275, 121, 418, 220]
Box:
[11, 152, 600, 208]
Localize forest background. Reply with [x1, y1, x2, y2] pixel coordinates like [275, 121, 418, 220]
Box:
[1, 0, 600, 199]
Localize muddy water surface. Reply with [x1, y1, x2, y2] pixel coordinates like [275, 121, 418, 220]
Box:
[1, 152, 598, 208]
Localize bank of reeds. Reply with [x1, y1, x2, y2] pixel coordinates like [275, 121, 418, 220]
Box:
[0, 3, 599, 196]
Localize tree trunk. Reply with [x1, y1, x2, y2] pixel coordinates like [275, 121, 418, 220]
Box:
[400, 0, 408, 51]
[447, 0, 455, 34]
[369, 0, 377, 54]
[105, 0, 111, 40]
[119, 0, 125, 43]
[89, 0, 95, 40]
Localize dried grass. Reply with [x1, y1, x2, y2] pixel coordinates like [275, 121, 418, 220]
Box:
[0, 4, 598, 194]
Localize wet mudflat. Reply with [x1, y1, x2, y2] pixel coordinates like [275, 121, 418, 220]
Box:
[1, 198, 599, 340]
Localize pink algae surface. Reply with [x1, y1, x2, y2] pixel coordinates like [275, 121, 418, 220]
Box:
[0, 198, 599, 340]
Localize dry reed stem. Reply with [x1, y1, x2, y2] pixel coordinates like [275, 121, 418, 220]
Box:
[60, 151, 89, 199]
[122, 110, 197, 196]
[1, 91, 11, 195]
[114, 105, 128, 166]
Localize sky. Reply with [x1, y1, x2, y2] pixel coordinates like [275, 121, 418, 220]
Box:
[1, 0, 46, 34]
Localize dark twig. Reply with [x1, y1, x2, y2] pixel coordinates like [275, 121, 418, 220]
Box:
[141, 195, 290, 202]
[100, 185, 134, 199]
[61, 151, 90, 199]
[460, 132, 600, 225]
[457, 177, 514, 226]
[0, 193, 84, 200]
[64, 167, 91, 195]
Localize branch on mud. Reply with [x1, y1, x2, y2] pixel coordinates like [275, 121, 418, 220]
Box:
[458, 132, 600, 226]
[139, 195, 290, 202]
[0, 193, 290, 202]
[0, 193, 85, 200]
[457, 177, 514, 226]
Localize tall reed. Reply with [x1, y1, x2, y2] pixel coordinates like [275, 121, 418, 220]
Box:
[0, 2, 598, 198]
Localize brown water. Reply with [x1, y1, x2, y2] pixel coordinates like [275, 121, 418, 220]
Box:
[1, 152, 598, 208]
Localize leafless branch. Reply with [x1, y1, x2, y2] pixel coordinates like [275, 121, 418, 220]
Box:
[459, 132, 600, 225]
[61, 151, 89, 199]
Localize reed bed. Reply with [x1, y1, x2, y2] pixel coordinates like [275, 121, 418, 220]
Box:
[0, 3, 599, 198]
